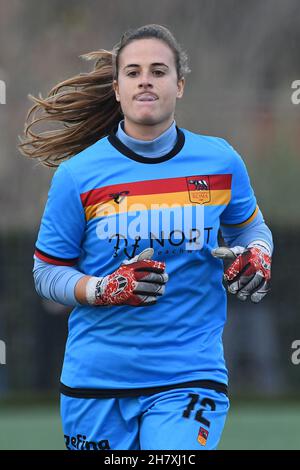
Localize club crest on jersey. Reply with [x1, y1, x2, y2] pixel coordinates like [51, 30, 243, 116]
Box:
[197, 427, 209, 446]
[186, 176, 211, 204]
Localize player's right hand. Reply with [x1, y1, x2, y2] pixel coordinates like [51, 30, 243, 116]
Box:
[86, 248, 168, 307]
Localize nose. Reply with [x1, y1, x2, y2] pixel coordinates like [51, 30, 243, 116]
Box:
[138, 71, 153, 89]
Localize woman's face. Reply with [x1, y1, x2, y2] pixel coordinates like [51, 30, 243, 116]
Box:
[113, 38, 185, 136]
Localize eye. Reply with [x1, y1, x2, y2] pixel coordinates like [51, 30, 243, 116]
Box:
[153, 70, 165, 76]
[127, 70, 138, 77]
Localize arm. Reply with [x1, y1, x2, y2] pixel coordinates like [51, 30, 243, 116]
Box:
[33, 256, 87, 306]
[220, 208, 273, 255]
[34, 249, 168, 307]
[33, 163, 88, 306]
[214, 144, 273, 303]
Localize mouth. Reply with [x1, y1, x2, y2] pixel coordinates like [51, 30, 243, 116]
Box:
[134, 93, 158, 102]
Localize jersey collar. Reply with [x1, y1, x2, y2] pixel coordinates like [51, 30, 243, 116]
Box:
[107, 126, 185, 164]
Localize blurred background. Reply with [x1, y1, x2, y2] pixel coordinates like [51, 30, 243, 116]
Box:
[0, 0, 300, 450]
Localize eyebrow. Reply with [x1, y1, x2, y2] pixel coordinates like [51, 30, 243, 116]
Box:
[123, 63, 169, 70]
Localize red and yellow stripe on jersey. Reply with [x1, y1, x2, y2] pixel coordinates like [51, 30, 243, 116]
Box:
[81, 174, 232, 222]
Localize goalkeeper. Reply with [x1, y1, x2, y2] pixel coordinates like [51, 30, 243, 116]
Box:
[20, 24, 273, 450]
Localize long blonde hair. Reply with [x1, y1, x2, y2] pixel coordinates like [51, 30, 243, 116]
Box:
[18, 24, 190, 167]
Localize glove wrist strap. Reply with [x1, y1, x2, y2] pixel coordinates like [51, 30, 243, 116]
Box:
[86, 276, 104, 305]
[247, 240, 272, 256]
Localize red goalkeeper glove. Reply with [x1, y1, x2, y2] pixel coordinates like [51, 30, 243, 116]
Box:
[212, 245, 271, 303]
[86, 248, 168, 307]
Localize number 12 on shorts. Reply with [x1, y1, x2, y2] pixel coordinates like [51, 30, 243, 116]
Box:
[182, 393, 216, 446]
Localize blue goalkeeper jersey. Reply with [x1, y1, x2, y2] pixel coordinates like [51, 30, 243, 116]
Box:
[35, 127, 258, 393]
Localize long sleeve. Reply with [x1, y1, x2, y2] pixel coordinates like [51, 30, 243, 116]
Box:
[33, 256, 85, 306]
[33, 162, 87, 306]
[220, 209, 273, 255]
[217, 140, 273, 255]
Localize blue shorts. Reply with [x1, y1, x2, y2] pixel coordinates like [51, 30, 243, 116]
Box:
[61, 387, 230, 450]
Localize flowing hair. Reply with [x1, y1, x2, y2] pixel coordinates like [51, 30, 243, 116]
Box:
[18, 24, 190, 167]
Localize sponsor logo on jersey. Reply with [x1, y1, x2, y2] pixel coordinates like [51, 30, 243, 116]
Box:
[109, 191, 130, 204]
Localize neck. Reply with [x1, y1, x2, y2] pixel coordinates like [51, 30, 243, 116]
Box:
[123, 117, 175, 141]
[116, 119, 177, 158]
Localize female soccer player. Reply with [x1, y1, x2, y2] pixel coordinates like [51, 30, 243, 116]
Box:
[19, 24, 273, 450]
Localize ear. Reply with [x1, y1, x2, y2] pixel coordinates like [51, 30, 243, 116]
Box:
[176, 77, 185, 99]
[113, 80, 120, 102]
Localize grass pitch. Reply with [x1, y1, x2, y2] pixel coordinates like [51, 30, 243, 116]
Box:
[0, 401, 299, 450]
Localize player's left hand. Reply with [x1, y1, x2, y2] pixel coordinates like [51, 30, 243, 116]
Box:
[211, 245, 271, 303]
